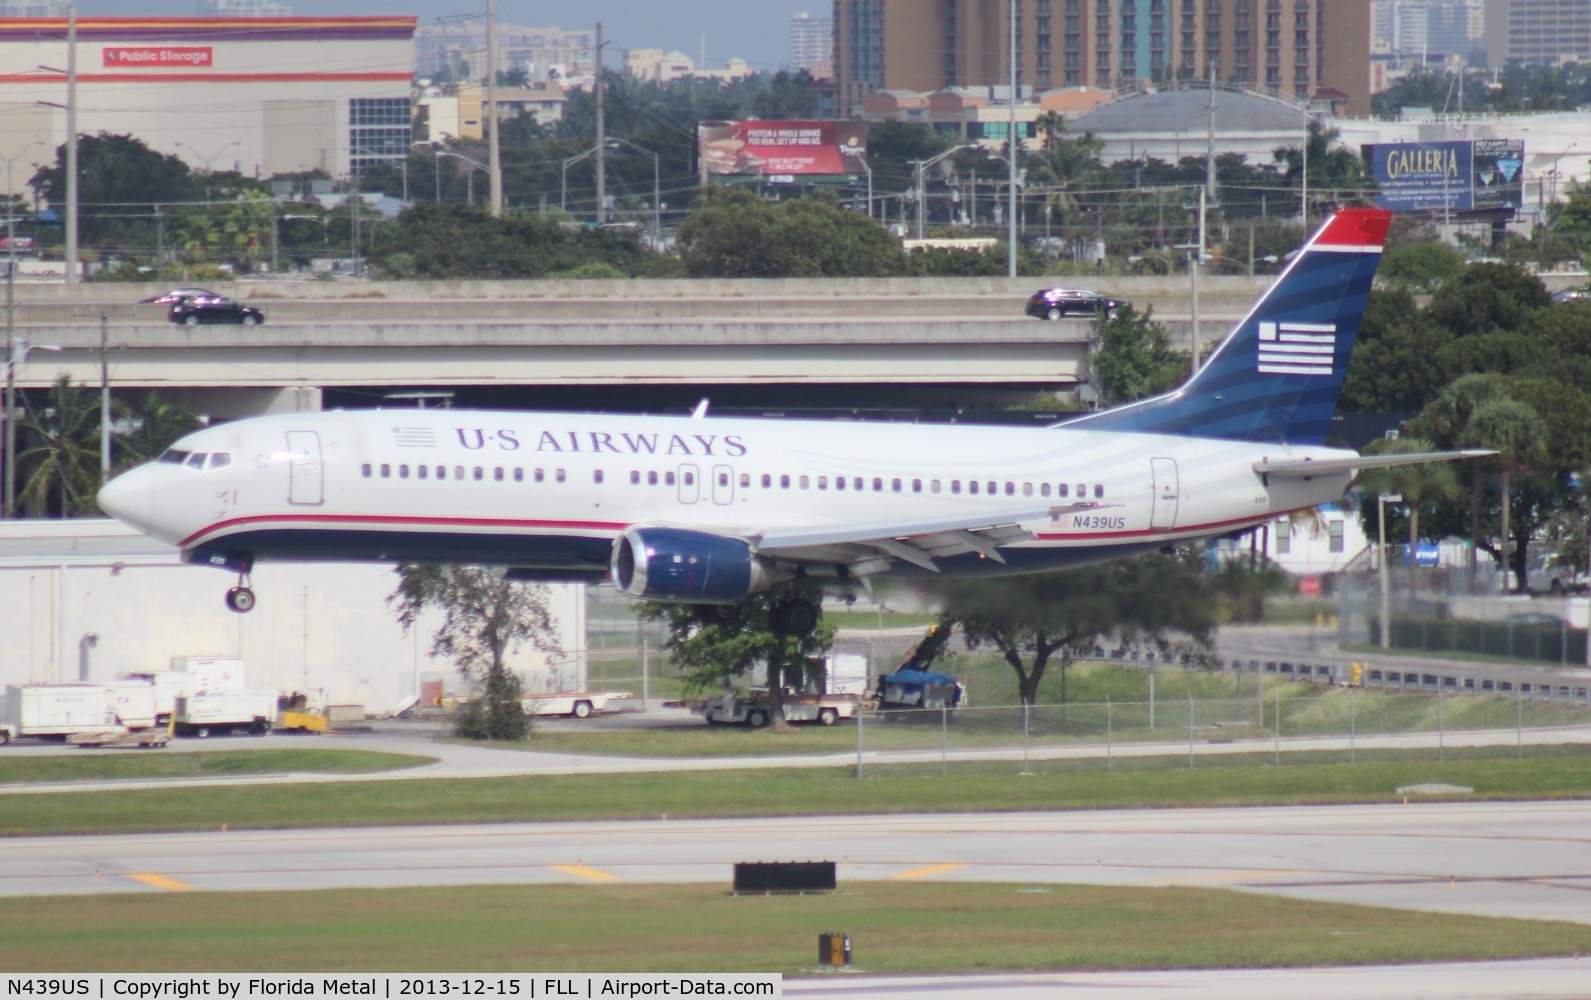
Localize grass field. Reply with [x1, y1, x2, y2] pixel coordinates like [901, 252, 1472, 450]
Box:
[4, 747, 1591, 836]
[6, 882, 1590, 973]
[0, 749, 432, 784]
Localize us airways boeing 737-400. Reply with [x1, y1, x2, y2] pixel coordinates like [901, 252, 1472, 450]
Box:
[96, 208, 1482, 633]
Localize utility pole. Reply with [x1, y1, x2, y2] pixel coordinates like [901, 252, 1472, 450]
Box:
[486, 0, 502, 217]
[64, 2, 78, 286]
[594, 22, 606, 226]
[1006, 0, 1018, 278]
[99, 312, 109, 478]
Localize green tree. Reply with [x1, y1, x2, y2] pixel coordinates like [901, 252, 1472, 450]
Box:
[1340, 288, 1456, 412]
[115, 392, 200, 469]
[388, 566, 562, 741]
[368, 203, 655, 279]
[640, 593, 837, 730]
[1087, 305, 1190, 406]
[1356, 436, 1466, 592]
[933, 550, 1218, 707]
[1377, 241, 1467, 293]
[1424, 263, 1550, 339]
[675, 187, 905, 278]
[31, 133, 196, 250]
[1465, 398, 1546, 591]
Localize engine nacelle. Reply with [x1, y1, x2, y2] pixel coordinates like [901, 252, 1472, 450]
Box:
[611, 526, 778, 603]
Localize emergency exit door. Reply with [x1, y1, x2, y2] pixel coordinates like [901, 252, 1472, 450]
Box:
[286, 431, 323, 506]
[1150, 457, 1179, 530]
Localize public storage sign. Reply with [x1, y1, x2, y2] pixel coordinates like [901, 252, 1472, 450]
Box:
[104, 47, 214, 68]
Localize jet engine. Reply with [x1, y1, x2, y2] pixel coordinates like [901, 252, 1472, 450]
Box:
[610, 526, 782, 603]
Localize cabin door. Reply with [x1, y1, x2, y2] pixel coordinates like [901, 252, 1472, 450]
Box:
[286, 431, 324, 506]
[1150, 457, 1179, 530]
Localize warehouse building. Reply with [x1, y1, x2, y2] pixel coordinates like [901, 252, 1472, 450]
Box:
[0, 15, 417, 196]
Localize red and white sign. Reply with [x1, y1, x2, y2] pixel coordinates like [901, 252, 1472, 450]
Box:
[103, 47, 214, 69]
[698, 121, 868, 177]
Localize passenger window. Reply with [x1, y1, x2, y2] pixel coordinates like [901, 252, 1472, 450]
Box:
[594, 470, 603, 484]
[555, 469, 566, 483]
[454, 466, 464, 480]
[1058, 484, 1069, 498]
[1094, 484, 1104, 499]
[967, 481, 977, 495]
[514, 468, 524, 483]
[799, 475, 810, 489]
[853, 477, 862, 491]
[683, 471, 695, 486]
[473, 467, 484, 481]
[891, 478, 901, 492]
[535, 469, 545, 483]
[398, 464, 410, 479]
[931, 480, 941, 494]
[720, 472, 731, 487]
[1040, 483, 1051, 497]
[739, 474, 750, 488]
[912, 479, 922, 493]
[665, 471, 676, 486]
[494, 467, 505, 482]
[380, 464, 391, 478]
[780, 475, 790, 489]
[835, 476, 845, 491]
[436, 466, 445, 480]
[761, 474, 771, 488]
[209, 453, 231, 470]
[648, 471, 658, 486]
[873, 477, 883, 491]
[817, 476, 828, 490]
[630, 471, 640, 485]
[1076, 483, 1085, 496]
[361, 463, 372, 478]
[988, 482, 997, 495]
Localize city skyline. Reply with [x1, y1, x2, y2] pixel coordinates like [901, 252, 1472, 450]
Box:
[65, 1, 823, 72]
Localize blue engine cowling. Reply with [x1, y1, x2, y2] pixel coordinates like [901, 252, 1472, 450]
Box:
[611, 526, 761, 603]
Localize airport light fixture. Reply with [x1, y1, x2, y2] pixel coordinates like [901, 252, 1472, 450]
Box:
[605, 136, 660, 242]
[435, 150, 489, 205]
[912, 144, 977, 240]
[561, 142, 617, 218]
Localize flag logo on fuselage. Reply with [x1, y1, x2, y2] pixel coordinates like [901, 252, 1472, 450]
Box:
[1257, 321, 1336, 376]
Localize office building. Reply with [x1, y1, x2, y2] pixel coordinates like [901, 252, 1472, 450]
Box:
[834, 0, 1373, 116]
[1484, 0, 1591, 64]
[790, 12, 833, 75]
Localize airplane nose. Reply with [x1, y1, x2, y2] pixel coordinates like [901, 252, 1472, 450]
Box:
[97, 465, 156, 534]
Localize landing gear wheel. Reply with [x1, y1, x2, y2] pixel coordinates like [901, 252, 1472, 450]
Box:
[746, 708, 770, 728]
[225, 586, 256, 613]
[696, 603, 742, 626]
[772, 598, 818, 636]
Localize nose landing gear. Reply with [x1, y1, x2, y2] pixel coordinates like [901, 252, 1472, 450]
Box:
[225, 559, 256, 614]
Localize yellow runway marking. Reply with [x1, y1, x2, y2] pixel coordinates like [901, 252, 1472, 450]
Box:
[890, 863, 967, 881]
[124, 872, 193, 891]
[550, 864, 623, 882]
[1154, 869, 1314, 886]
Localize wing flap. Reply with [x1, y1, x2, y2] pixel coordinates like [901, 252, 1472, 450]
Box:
[1254, 450, 1494, 479]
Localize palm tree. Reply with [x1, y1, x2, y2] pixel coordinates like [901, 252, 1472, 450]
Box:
[15, 376, 107, 517]
[117, 392, 200, 470]
[1465, 399, 1546, 593]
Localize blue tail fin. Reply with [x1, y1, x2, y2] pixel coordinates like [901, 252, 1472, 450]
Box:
[1061, 208, 1392, 445]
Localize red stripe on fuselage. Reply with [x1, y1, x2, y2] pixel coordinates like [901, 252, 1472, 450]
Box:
[180, 513, 626, 549]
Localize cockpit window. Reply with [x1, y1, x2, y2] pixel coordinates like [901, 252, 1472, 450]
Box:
[209, 453, 231, 470]
[158, 449, 190, 465]
[185, 452, 207, 470]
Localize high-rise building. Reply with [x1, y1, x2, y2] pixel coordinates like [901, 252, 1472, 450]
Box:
[1372, 0, 1483, 59]
[790, 12, 833, 74]
[834, 0, 1373, 116]
[1484, 0, 1591, 65]
[416, 22, 593, 83]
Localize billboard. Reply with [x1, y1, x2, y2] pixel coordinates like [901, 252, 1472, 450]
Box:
[698, 120, 868, 177]
[1364, 139, 1524, 215]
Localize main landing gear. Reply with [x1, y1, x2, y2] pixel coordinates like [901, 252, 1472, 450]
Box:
[771, 596, 817, 637]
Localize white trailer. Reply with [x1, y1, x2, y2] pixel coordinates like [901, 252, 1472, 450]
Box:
[520, 691, 634, 719]
[173, 689, 278, 738]
[169, 657, 246, 691]
[1, 684, 117, 742]
[692, 690, 858, 727]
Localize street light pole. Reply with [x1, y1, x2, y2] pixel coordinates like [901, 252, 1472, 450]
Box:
[1378, 492, 1401, 649]
[1006, 0, 1018, 278]
[4, 338, 61, 518]
[64, 2, 77, 287]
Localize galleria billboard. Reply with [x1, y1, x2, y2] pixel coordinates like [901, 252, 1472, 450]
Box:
[1363, 139, 1524, 215]
[698, 121, 868, 177]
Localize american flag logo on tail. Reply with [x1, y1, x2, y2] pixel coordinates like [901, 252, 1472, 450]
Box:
[1257, 321, 1337, 376]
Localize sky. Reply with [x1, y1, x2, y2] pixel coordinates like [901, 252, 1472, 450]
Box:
[71, 1, 822, 72]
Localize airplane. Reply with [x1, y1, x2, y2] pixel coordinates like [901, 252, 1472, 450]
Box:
[96, 207, 1484, 634]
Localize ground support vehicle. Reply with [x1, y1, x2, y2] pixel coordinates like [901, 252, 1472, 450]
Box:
[692, 690, 858, 727]
[873, 625, 964, 714]
[276, 691, 329, 733]
[68, 727, 171, 748]
[2, 683, 167, 745]
[173, 689, 277, 737]
[520, 691, 634, 719]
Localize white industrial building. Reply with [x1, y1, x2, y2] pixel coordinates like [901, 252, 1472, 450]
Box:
[0, 520, 587, 718]
[0, 14, 417, 196]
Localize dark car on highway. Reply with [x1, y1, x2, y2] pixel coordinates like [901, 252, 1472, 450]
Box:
[1026, 287, 1128, 320]
[168, 295, 265, 326]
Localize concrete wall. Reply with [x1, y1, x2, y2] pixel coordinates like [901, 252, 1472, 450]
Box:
[0, 520, 587, 716]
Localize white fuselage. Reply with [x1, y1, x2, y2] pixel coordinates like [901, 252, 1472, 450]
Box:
[102, 408, 1354, 584]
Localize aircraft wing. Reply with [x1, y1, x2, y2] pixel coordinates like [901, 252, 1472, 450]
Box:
[1254, 450, 1495, 479]
[751, 502, 1110, 572]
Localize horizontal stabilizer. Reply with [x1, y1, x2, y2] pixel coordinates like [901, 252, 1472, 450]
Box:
[1254, 450, 1495, 479]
